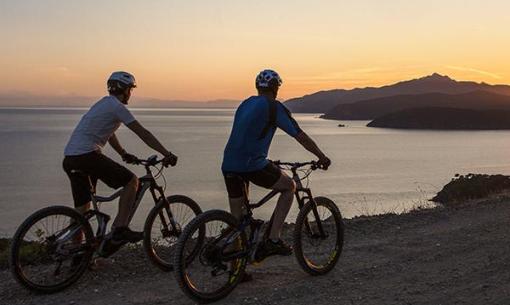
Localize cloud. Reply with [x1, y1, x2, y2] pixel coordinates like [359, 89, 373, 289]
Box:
[287, 67, 384, 83]
[286, 65, 428, 84]
[445, 65, 501, 79]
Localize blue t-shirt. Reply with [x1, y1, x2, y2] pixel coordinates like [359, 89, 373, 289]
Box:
[222, 96, 302, 173]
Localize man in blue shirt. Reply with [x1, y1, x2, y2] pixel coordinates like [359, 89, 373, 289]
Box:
[222, 69, 331, 259]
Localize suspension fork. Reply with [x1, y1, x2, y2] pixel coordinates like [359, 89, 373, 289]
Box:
[295, 190, 313, 236]
[296, 189, 327, 238]
[150, 184, 179, 232]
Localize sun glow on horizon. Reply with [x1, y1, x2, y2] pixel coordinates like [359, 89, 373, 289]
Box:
[1, 0, 510, 103]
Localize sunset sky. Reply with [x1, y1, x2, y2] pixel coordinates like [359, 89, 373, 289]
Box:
[1, 0, 510, 102]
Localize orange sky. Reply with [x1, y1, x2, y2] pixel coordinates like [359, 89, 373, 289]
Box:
[1, 0, 510, 102]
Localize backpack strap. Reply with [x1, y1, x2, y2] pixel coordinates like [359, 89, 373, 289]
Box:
[258, 97, 278, 140]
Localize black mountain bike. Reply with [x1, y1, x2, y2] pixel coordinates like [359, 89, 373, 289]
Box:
[173, 160, 344, 303]
[9, 155, 202, 293]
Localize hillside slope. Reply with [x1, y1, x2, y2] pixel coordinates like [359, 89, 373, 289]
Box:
[285, 73, 510, 113]
[2, 199, 510, 305]
[322, 90, 510, 120]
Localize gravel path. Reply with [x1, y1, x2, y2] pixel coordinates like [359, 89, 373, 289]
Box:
[2, 198, 510, 305]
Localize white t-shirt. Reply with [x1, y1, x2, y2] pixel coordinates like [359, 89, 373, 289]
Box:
[64, 96, 136, 156]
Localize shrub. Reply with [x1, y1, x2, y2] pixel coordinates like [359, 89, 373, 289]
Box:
[431, 174, 510, 206]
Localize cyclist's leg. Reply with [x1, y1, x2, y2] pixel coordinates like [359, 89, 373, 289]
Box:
[86, 153, 138, 228]
[267, 173, 295, 240]
[246, 162, 296, 240]
[114, 175, 138, 228]
[77, 152, 144, 245]
[223, 173, 252, 282]
[223, 173, 249, 221]
[63, 157, 95, 262]
[75, 176, 97, 214]
[63, 156, 94, 213]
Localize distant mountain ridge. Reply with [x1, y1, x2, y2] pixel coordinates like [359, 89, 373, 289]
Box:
[321, 90, 510, 120]
[284, 73, 510, 113]
[0, 93, 240, 108]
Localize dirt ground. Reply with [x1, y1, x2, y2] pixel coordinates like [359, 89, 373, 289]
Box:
[2, 197, 510, 305]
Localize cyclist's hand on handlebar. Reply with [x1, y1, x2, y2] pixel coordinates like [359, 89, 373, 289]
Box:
[317, 156, 331, 170]
[122, 153, 139, 164]
[162, 152, 178, 167]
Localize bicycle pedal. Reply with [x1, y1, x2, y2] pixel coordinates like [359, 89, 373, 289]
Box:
[88, 258, 101, 271]
[250, 259, 264, 266]
[251, 252, 269, 265]
[97, 239, 125, 258]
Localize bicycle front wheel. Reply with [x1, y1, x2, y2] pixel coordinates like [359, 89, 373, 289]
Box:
[173, 210, 247, 303]
[10, 206, 94, 293]
[294, 196, 344, 275]
[143, 195, 202, 271]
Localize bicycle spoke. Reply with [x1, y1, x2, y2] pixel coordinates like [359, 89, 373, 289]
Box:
[184, 220, 238, 293]
[294, 198, 343, 275]
[174, 210, 246, 302]
[145, 198, 201, 270]
[13, 209, 92, 290]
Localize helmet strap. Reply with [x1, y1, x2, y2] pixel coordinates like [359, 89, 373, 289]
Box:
[111, 90, 129, 104]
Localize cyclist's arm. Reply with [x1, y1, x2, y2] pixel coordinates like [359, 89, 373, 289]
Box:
[294, 131, 327, 160]
[126, 120, 172, 156]
[108, 133, 127, 156]
[275, 103, 327, 160]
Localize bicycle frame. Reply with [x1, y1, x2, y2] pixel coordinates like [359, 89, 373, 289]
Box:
[247, 165, 326, 236]
[220, 163, 327, 262]
[83, 158, 177, 241]
[247, 167, 312, 210]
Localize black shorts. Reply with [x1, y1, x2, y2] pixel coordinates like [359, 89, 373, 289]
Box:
[63, 151, 135, 207]
[223, 162, 282, 199]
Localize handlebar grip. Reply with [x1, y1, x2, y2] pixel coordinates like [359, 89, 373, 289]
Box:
[310, 161, 318, 170]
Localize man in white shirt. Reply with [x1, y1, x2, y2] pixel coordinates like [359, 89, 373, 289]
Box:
[63, 71, 177, 246]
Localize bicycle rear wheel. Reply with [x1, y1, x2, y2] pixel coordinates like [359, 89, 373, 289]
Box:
[173, 210, 247, 303]
[10, 206, 94, 293]
[143, 195, 202, 271]
[294, 196, 344, 275]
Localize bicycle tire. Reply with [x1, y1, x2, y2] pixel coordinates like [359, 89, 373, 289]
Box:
[173, 209, 247, 303]
[293, 196, 344, 275]
[143, 195, 202, 271]
[10, 205, 94, 293]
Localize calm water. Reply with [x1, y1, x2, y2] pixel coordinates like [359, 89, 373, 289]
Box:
[1, 107, 510, 235]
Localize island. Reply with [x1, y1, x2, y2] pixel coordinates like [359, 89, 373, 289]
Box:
[367, 107, 510, 130]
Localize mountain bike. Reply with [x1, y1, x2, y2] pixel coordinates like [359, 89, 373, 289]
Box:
[173, 160, 344, 303]
[9, 155, 203, 293]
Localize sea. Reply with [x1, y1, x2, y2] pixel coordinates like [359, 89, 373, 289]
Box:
[1, 107, 510, 236]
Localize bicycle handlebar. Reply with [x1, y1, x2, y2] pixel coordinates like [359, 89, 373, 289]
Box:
[131, 155, 163, 167]
[272, 160, 326, 170]
[131, 156, 325, 170]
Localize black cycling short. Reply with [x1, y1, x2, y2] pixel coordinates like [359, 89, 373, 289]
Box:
[63, 151, 135, 207]
[223, 162, 282, 199]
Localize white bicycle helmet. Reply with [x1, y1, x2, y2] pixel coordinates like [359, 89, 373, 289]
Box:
[107, 71, 137, 92]
[256, 69, 282, 89]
